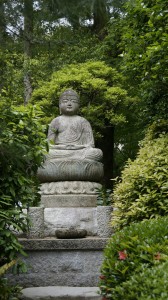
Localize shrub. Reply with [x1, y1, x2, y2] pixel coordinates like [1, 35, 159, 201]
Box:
[112, 133, 168, 229]
[110, 261, 168, 300]
[96, 186, 112, 206]
[0, 261, 22, 300]
[99, 216, 168, 299]
[0, 103, 47, 295]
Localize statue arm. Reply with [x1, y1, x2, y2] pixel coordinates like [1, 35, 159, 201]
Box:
[82, 119, 95, 148]
[47, 118, 58, 144]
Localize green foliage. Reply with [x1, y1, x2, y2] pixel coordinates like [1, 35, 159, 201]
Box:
[111, 261, 168, 300]
[120, 0, 168, 122]
[112, 133, 168, 229]
[99, 216, 168, 299]
[0, 102, 47, 268]
[146, 119, 168, 140]
[0, 103, 47, 207]
[31, 60, 133, 139]
[0, 277, 21, 300]
[96, 187, 112, 206]
[0, 260, 16, 277]
[0, 50, 24, 104]
[0, 260, 22, 300]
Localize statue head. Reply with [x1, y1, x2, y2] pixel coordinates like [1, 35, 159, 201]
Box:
[59, 89, 80, 116]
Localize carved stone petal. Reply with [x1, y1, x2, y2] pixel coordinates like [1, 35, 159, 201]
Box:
[37, 160, 104, 182]
[39, 181, 102, 195]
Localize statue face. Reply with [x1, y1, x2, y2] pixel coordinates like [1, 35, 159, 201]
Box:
[59, 95, 79, 115]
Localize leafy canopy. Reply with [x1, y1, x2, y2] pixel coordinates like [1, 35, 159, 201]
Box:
[121, 0, 168, 122]
[32, 60, 135, 139]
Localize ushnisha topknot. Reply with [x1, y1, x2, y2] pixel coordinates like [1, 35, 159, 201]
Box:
[59, 89, 80, 103]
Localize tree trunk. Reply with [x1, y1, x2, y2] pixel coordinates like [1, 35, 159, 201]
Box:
[98, 126, 115, 189]
[0, 0, 6, 45]
[92, 0, 109, 34]
[23, 0, 33, 105]
[0, 0, 7, 93]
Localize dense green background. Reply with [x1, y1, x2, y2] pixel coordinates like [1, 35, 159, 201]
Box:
[1, 0, 167, 186]
[0, 1, 167, 298]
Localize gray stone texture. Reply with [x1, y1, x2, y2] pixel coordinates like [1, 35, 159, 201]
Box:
[19, 237, 107, 250]
[19, 206, 114, 239]
[38, 160, 103, 182]
[43, 207, 98, 237]
[21, 286, 101, 300]
[16, 206, 114, 239]
[97, 206, 113, 238]
[7, 238, 107, 288]
[27, 207, 44, 238]
[41, 194, 97, 208]
[40, 181, 102, 195]
[37, 89, 104, 184]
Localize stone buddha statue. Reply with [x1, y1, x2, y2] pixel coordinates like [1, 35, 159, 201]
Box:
[47, 89, 102, 161]
[38, 89, 103, 183]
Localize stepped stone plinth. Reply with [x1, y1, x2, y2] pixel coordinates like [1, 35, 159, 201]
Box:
[8, 238, 108, 288]
[7, 89, 113, 291]
[37, 89, 106, 235]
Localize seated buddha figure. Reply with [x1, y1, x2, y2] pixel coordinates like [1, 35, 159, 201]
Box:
[38, 89, 103, 182]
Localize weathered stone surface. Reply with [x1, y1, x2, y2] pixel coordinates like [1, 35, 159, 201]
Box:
[7, 238, 108, 288]
[10, 250, 103, 287]
[55, 228, 87, 239]
[37, 89, 104, 183]
[19, 237, 107, 250]
[44, 208, 98, 237]
[41, 194, 97, 208]
[27, 207, 44, 238]
[40, 181, 102, 195]
[15, 207, 114, 239]
[97, 206, 113, 238]
[38, 160, 103, 182]
[21, 286, 101, 300]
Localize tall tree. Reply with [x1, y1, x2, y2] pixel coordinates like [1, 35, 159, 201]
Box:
[39, 0, 112, 33]
[23, 0, 33, 105]
[92, 0, 109, 33]
[0, 0, 7, 93]
[0, 0, 7, 46]
[121, 0, 168, 123]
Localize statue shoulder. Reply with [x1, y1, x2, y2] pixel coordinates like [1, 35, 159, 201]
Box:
[50, 116, 61, 126]
[77, 116, 90, 124]
[78, 116, 92, 128]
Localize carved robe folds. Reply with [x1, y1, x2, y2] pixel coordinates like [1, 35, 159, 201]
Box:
[37, 113, 104, 208]
[38, 115, 104, 182]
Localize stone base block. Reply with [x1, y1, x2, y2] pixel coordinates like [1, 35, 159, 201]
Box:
[41, 194, 97, 207]
[27, 207, 44, 238]
[97, 206, 113, 238]
[43, 207, 113, 237]
[44, 207, 98, 236]
[21, 286, 101, 300]
[17, 207, 113, 239]
[7, 238, 107, 288]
